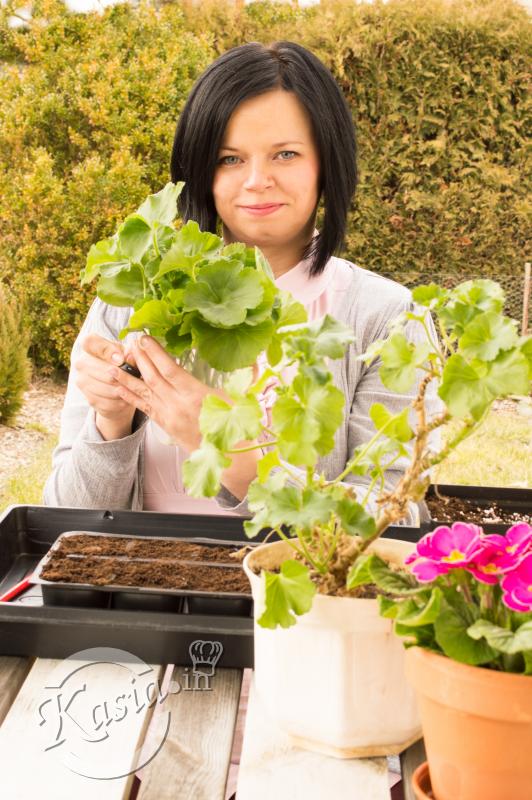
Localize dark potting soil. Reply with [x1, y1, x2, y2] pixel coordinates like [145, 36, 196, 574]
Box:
[427, 495, 532, 526]
[55, 533, 243, 564]
[40, 553, 251, 594]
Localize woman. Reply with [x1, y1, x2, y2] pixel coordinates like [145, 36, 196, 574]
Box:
[44, 41, 438, 522]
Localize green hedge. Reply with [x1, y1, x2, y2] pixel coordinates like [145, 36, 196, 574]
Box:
[0, 0, 530, 371]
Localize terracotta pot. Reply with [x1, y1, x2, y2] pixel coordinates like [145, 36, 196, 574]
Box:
[243, 537, 421, 758]
[411, 762, 433, 799]
[405, 647, 532, 800]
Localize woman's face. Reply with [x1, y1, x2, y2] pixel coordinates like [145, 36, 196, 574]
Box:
[212, 89, 320, 258]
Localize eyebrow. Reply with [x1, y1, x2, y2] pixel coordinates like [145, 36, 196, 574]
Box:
[219, 141, 304, 151]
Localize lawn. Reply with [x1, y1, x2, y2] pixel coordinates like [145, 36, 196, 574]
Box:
[0, 402, 530, 510]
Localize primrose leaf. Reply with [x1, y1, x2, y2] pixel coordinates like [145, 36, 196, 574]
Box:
[395, 587, 442, 626]
[379, 333, 431, 393]
[335, 499, 377, 539]
[182, 441, 230, 497]
[117, 215, 153, 261]
[258, 561, 316, 629]
[369, 403, 413, 442]
[136, 181, 183, 226]
[96, 264, 145, 307]
[458, 312, 519, 362]
[346, 553, 418, 593]
[438, 354, 493, 420]
[184, 262, 264, 327]
[199, 393, 262, 450]
[434, 600, 497, 665]
[192, 317, 274, 371]
[467, 620, 532, 655]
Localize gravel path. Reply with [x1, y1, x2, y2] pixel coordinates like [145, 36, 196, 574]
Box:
[0, 376, 66, 492]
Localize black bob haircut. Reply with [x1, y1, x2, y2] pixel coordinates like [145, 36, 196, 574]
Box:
[170, 41, 357, 277]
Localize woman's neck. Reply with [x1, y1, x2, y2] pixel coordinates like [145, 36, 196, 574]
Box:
[221, 220, 316, 278]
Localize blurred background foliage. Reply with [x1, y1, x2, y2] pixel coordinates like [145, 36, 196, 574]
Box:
[0, 0, 530, 372]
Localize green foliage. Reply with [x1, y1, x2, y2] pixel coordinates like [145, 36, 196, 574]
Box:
[0, 284, 31, 424]
[82, 182, 296, 372]
[185, 274, 531, 628]
[258, 560, 317, 629]
[0, 0, 529, 370]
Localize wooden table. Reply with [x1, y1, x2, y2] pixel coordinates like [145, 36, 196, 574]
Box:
[0, 656, 425, 799]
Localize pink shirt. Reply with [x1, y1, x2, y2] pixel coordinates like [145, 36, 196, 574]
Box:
[142, 252, 355, 513]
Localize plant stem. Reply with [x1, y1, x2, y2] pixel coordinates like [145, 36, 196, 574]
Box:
[227, 441, 277, 454]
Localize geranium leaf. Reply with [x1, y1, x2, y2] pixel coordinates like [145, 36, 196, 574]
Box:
[184, 262, 264, 327]
[199, 393, 262, 450]
[192, 317, 274, 371]
[258, 561, 316, 629]
[182, 441, 230, 497]
[459, 312, 519, 361]
[80, 237, 120, 285]
[125, 298, 179, 335]
[335, 499, 377, 539]
[96, 263, 145, 307]
[379, 333, 431, 393]
[369, 403, 413, 442]
[438, 354, 493, 419]
[117, 214, 153, 261]
[136, 181, 183, 226]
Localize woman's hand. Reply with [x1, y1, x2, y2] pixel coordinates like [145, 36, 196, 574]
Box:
[75, 333, 138, 441]
[110, 335, 260, 499]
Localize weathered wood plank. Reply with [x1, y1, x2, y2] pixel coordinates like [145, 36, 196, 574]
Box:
[400, 738, 427, 800]
[237, 677, 391, 800]
[0, 656, 33, 725]
[0, 656, 164, 800]
[137, 666, 243, 800]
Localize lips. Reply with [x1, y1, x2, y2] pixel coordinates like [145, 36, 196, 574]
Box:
[240, 203, 284, 216]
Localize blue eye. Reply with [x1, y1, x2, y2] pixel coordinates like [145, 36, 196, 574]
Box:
[277, 151, 297, 160]
[218, 155, 240, 166]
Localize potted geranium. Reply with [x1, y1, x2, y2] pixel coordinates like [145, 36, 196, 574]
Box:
[184, 275, 532, 759]
[377, 522, 532, 800]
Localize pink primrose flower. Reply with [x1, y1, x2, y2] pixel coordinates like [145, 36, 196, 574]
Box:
[406, 523, 484, 583]
[465, 524, 532, 585]
[500, 552, 532, 612]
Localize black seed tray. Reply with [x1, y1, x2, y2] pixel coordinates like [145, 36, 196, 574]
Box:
[34, 530, 252, 616]
[422, 483, 532, 534]
[0, 505, 423, 666]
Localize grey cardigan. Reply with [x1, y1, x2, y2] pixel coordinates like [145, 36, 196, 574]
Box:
[43, 261, 441, 524]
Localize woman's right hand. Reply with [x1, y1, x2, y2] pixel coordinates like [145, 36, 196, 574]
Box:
[75, 333, 138, 440]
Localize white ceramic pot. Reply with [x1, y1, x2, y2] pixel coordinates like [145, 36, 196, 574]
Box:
[243, 537, 422, 758]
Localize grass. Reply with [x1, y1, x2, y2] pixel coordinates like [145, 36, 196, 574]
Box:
[0, 434, 57, 507]
[0, 405, 530, 509]
[433, 407, 532, 488]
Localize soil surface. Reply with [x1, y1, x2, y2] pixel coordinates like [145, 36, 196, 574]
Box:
[40, 553, 250, 594]
[55, 533, 244, 563]
[426, 494, 532, 525]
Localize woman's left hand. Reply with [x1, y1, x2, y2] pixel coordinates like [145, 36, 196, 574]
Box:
[108, 334, 214, 452]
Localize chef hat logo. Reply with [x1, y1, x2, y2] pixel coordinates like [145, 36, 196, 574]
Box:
[188, 640, 223, 677]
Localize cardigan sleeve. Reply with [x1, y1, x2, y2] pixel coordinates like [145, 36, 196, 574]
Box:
[42, 299, 148, 510]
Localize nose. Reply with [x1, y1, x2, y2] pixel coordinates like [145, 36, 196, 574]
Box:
[242, 158, 274, 192]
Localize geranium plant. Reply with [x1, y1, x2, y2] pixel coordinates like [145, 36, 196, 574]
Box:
[184, 278, 532, 633]
[80, 182, 306, 381]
